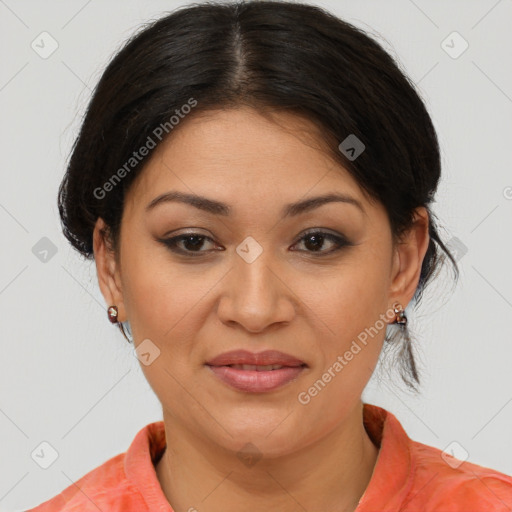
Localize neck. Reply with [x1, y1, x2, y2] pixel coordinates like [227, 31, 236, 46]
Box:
[155, 401, 379, 512]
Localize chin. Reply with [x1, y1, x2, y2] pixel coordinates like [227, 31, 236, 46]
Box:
[211, 413, 300, 454]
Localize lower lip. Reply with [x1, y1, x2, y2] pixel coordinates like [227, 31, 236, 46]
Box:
[207, 365, 306, 393]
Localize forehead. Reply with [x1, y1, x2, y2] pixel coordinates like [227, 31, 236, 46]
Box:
[127, 107, 364, 203]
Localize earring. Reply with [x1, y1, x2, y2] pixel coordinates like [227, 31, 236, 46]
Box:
[107, 305, 132, 343]
[107, 305, 118, 323]
[393, 302, 407, 326]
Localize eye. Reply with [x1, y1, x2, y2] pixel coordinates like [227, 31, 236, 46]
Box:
[159, 232, 220, 257]
[291, 229, 352, 255]
[158, 229, 352, 258]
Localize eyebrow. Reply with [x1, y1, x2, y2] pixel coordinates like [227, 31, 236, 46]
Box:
[145, 190, 365, 217]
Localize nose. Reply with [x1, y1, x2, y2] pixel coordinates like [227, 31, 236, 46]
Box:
[216, 249, 296, 334]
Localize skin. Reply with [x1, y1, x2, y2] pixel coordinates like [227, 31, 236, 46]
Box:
[93, 106, 430, 512]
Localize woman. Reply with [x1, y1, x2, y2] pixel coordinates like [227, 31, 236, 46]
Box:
[28, 1, 512, 510]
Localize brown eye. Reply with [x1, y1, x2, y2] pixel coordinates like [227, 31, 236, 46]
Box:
[159, 233, 219, 256]
[158, 229, 352, 258]
[291, 230, 352, 255]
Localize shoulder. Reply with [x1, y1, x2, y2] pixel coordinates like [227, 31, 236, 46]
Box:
[405, 439, 512, 511]
[25, 452, 143, 512]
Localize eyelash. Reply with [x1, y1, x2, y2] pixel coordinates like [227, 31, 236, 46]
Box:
[158, 230, 352, 258]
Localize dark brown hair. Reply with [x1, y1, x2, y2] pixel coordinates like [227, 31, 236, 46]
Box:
[58, 0, 459, 392]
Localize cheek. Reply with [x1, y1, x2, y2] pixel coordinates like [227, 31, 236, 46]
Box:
[299, 247, 391, 372]
[292, 255, 390, 430]
[312, 252, 390, 331]
[123, 262, 205, 342]
[120, 241, 230, 359]
[120, 252, 216, 402]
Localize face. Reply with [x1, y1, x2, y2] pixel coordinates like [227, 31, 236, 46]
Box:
[94, 106, 429, 457]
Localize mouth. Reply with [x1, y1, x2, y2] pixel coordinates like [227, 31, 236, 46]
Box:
[206, 361, 307, 393]
[205, 349, 307, 368]
[222, 363, 300, 371]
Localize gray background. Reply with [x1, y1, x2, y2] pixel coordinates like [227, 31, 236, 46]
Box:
[1, 0, 511, 510]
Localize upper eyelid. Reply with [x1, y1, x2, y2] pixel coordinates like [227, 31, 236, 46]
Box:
[166, 228, 345, 243]
[162, 229, 349, 253]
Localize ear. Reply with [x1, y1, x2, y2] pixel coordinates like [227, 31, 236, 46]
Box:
[388, 206, 430, 311]
[93, 217, 126, 322]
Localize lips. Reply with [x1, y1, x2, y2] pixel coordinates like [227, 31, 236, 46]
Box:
[205, 350, 307, 393]
[205, 349, 306, 368]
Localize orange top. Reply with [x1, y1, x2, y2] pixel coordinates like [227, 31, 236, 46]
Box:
[27, 403, 512, 511]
